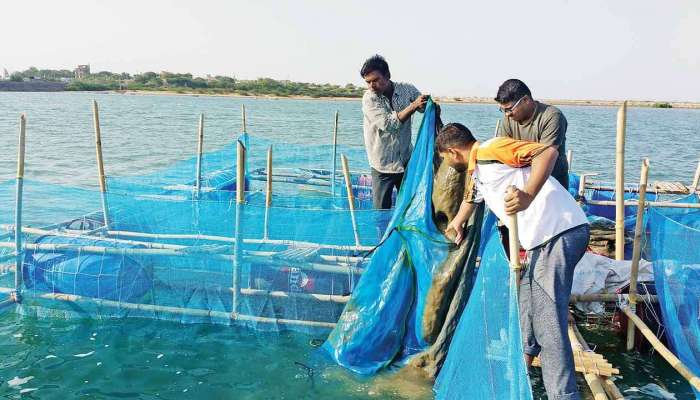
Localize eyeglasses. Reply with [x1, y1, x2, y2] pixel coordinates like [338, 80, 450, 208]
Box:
[499, 95, 527, 114]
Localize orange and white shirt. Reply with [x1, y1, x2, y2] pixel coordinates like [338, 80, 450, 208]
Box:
[464, 137, 588, 250]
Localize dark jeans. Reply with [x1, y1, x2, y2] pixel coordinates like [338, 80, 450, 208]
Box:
[371, 168, 404, 210]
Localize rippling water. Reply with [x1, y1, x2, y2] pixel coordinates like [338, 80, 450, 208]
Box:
[1, 92, 699, 185]
[0, 92, 699, 399]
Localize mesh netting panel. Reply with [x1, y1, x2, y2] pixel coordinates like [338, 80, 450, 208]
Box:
[435, 212, 533, 400]
[649, 195, 700, 398]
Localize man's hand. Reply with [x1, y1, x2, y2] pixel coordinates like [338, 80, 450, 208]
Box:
[411, 94, 429, 112]
[445, 217, 466, 245]
[504, 186, 534, 215]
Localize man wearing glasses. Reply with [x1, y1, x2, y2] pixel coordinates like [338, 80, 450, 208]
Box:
[495, 79, 569, 192]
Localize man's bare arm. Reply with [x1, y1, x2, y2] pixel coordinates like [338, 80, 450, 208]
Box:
[504, 146, 558, 214]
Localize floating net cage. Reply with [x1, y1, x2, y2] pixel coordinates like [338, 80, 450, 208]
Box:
[0, 127, 393, 335]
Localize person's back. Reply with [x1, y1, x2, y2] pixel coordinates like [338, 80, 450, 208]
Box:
[473, 137, 585, 249]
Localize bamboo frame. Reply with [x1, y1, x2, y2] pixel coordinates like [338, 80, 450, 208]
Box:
[692, 159, 700, 191]
[569, 293, 657, 304]
[232, 202, 242, 314]
[567, 149, 573, 170]
[586, 199, 700, 209]
[0, 224, 366, 265]
[341, 154, 361, 247]
[0, 241, 363, 276]
[615, 101, 627, 260]
[570, 322, 622, 399]
[627, 158, 649, 351]
[264, 145, 273, 239]
[241, 104, 247, 133]
[194, 113, 204, 197]
[106, 230, 374, 252]
[621, 306, 700, 392]
[331, 111, 339, 197]
[92, 100, 111, 229]
[14, 114, 26, 293]
[239, 288, 349, 304]
[33, 291, 335, 329]
[236, 140, 246, 204]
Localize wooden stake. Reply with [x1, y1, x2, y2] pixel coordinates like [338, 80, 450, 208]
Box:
[92, 100, 110, 229]
[341, 154, 361, 247]
[194, 113, 204, 197]
[331, 111, 339, 196]
[241, 104, 247, 133]
[621, 306, 700, 392]
[506, 187, 521, 274]
[692, 159, 700, 191]
[615, 101, 627, 260]
[232, 202, 242, 314]
[264, 145, 272, 239]
[236, 140, 245, 204]
[14, 114, 26, 293]
[626, 158, 650, 351]
[567, 149, 573, 170]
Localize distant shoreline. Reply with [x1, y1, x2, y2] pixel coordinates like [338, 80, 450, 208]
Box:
[2, 86, 699, 109]
[115, 90, 700, 109]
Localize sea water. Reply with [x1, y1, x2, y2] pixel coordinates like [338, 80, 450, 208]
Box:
[0, 91, 699, 399]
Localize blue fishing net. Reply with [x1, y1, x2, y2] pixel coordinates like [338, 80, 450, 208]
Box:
[649, 194, 700, 399]
[435, 212, 533, 400]
[322, 99, 451, 373]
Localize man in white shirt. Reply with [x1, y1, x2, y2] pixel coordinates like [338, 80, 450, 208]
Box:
[436, 123, 590, 400]
[360, 54, 428, 209]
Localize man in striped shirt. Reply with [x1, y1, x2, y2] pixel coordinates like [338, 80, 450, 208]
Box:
[360, 54, 428, 209]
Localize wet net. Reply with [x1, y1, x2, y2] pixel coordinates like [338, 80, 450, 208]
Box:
[0, 121, 390, 335]
[648, 194, 700, 398]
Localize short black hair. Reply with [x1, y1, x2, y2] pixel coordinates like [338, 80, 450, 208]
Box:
[436, 123, 476, 152]
[360, 54, 390, 79]
[494, 79, 532, 104]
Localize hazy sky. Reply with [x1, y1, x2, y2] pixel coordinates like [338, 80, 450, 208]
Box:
[2, 0, 699, 101]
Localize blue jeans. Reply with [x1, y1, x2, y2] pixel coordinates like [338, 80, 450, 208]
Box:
[519, 224, 590, 400]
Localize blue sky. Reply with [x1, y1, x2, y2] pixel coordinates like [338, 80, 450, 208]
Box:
[2, 0, 698, 101]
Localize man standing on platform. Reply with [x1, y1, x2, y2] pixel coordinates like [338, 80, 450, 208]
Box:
[360, 54, 428, 209]
[495, 79, 569, 189]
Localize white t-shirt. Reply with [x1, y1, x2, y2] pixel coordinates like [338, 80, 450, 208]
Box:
[473, 162, 588, 250]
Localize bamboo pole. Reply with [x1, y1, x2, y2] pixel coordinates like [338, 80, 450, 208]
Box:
[34, 291, 336, 329]
[236, 140, 246, 204]
[264, 146, 272, 239]
[92, 101, 111, 229]
[570, 293, 657, 304]
[0, 241, 363, 275]
[567, 149, 573, 170]
[506, 187, 521, 274]
[331, 111, 339, 197]
[692, 159, 700, 191]
[106, 230, 374, 251]
[238, 288, 349, 304]
[570, 322, 618, 399]
[341, 154, 361, 247]
[14, 114, 26, 295]
[241, 104, 247, 133]
[627, 158, 650, 351]
[621, 306, 700, 392]
[194, 113, 204, 197]
[232, 202, 242, 314]
[615, 101, 627, 260]
[493, 119, 500, 137]
[586, 199, 700, 209]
